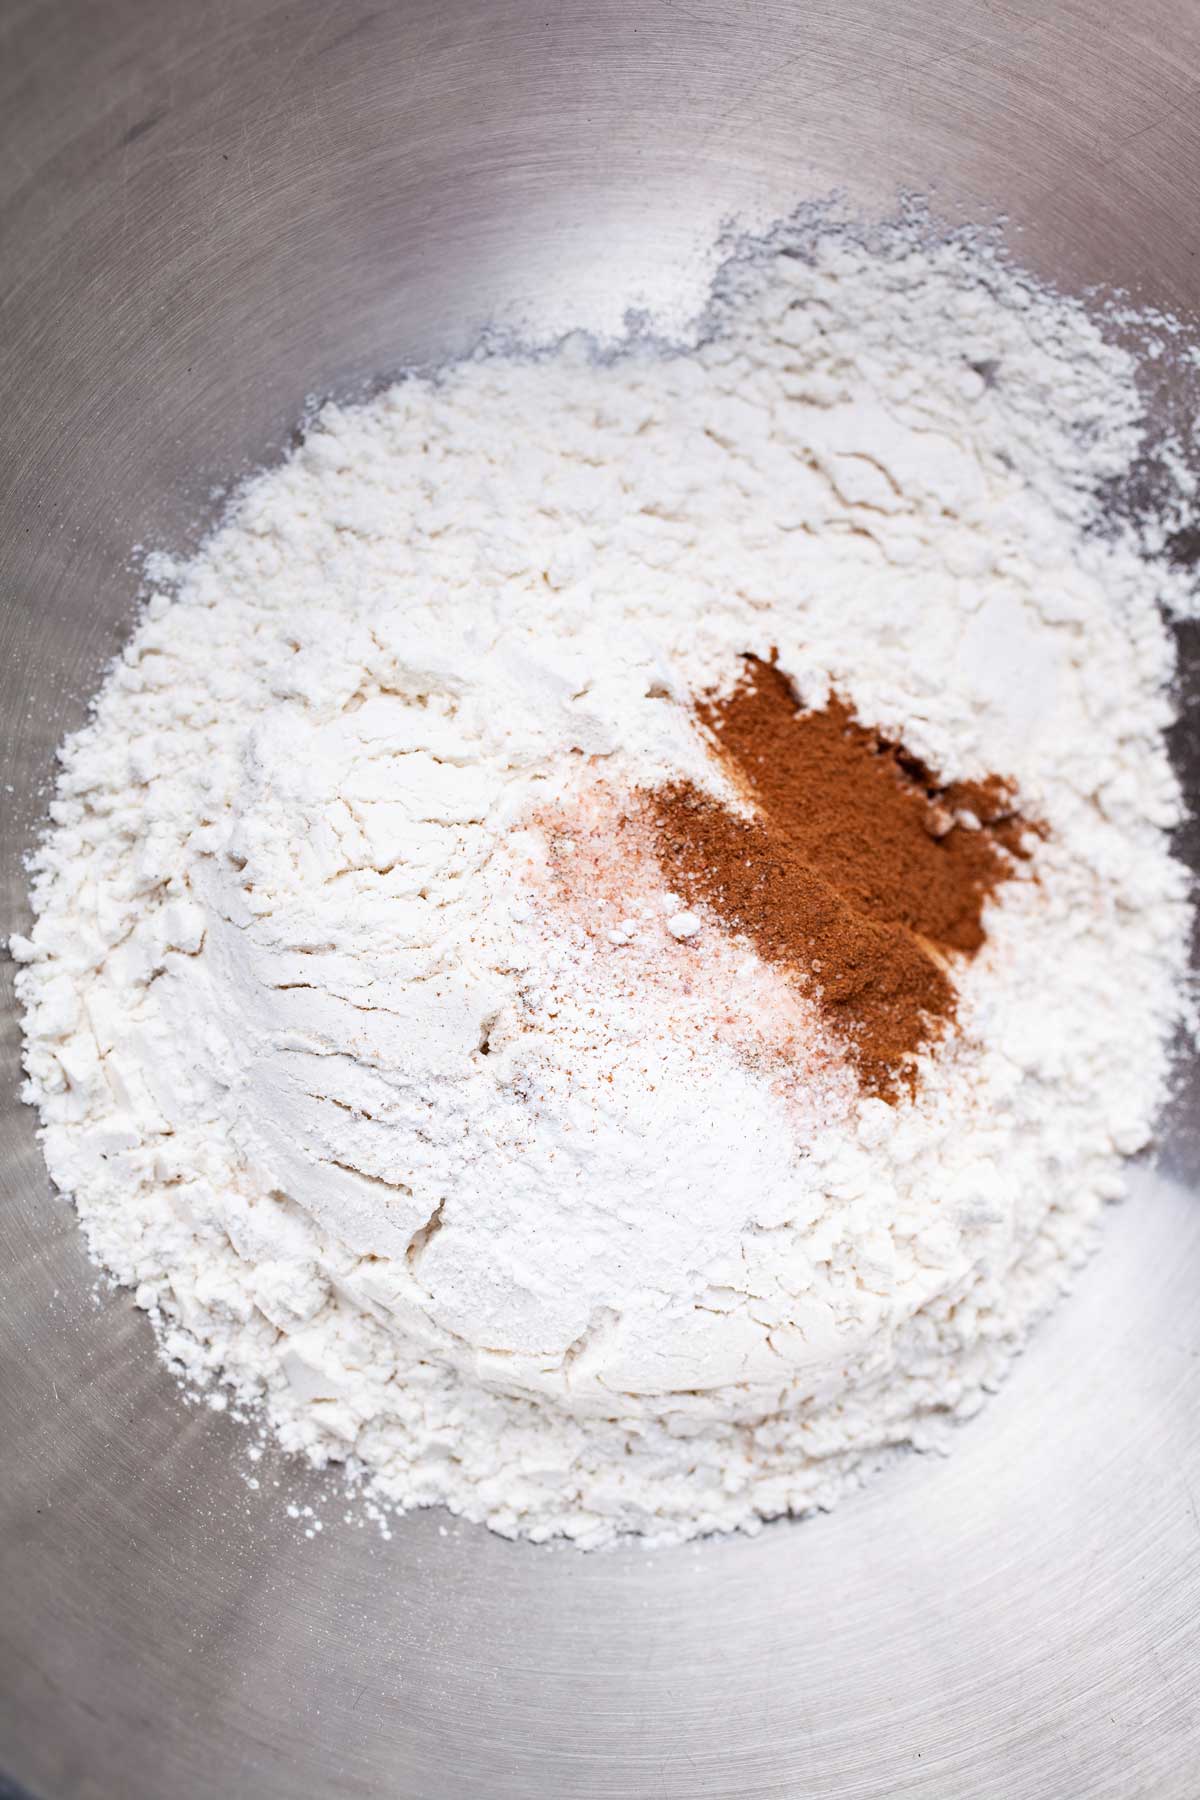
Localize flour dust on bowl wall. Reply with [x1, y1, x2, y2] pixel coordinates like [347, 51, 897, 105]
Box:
[13, 211, 1197, 1549]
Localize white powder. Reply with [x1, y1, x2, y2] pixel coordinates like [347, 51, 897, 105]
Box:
[13, 216, 1195, 1546]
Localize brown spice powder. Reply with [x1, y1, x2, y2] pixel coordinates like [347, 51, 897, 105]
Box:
[648, 657, 1036, 1100]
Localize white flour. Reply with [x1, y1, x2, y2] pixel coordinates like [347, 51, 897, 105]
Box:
[13, 217, 1195, 1546]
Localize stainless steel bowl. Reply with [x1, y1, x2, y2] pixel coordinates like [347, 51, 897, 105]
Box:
[5, 4, 1200, 1795]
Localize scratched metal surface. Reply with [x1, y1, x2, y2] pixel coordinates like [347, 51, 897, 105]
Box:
[3, 2, 1200, 1795]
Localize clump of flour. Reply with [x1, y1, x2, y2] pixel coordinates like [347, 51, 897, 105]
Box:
[12, 213, 1195, 1546]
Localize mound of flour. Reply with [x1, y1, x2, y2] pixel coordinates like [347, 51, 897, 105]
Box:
[13, 219, 1194, 1545]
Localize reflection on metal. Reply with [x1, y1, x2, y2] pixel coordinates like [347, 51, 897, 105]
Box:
[3, 2, 1200, 1794]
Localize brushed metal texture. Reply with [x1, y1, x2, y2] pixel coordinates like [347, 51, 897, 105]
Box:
[4, 3, 1200, 1795]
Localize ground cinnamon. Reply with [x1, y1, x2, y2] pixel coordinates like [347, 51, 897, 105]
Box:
[648, 657, 1035, 1100]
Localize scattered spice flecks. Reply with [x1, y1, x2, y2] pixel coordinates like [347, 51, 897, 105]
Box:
[648, 657, 1039, 1099]
[520, 784, 859, 1141]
